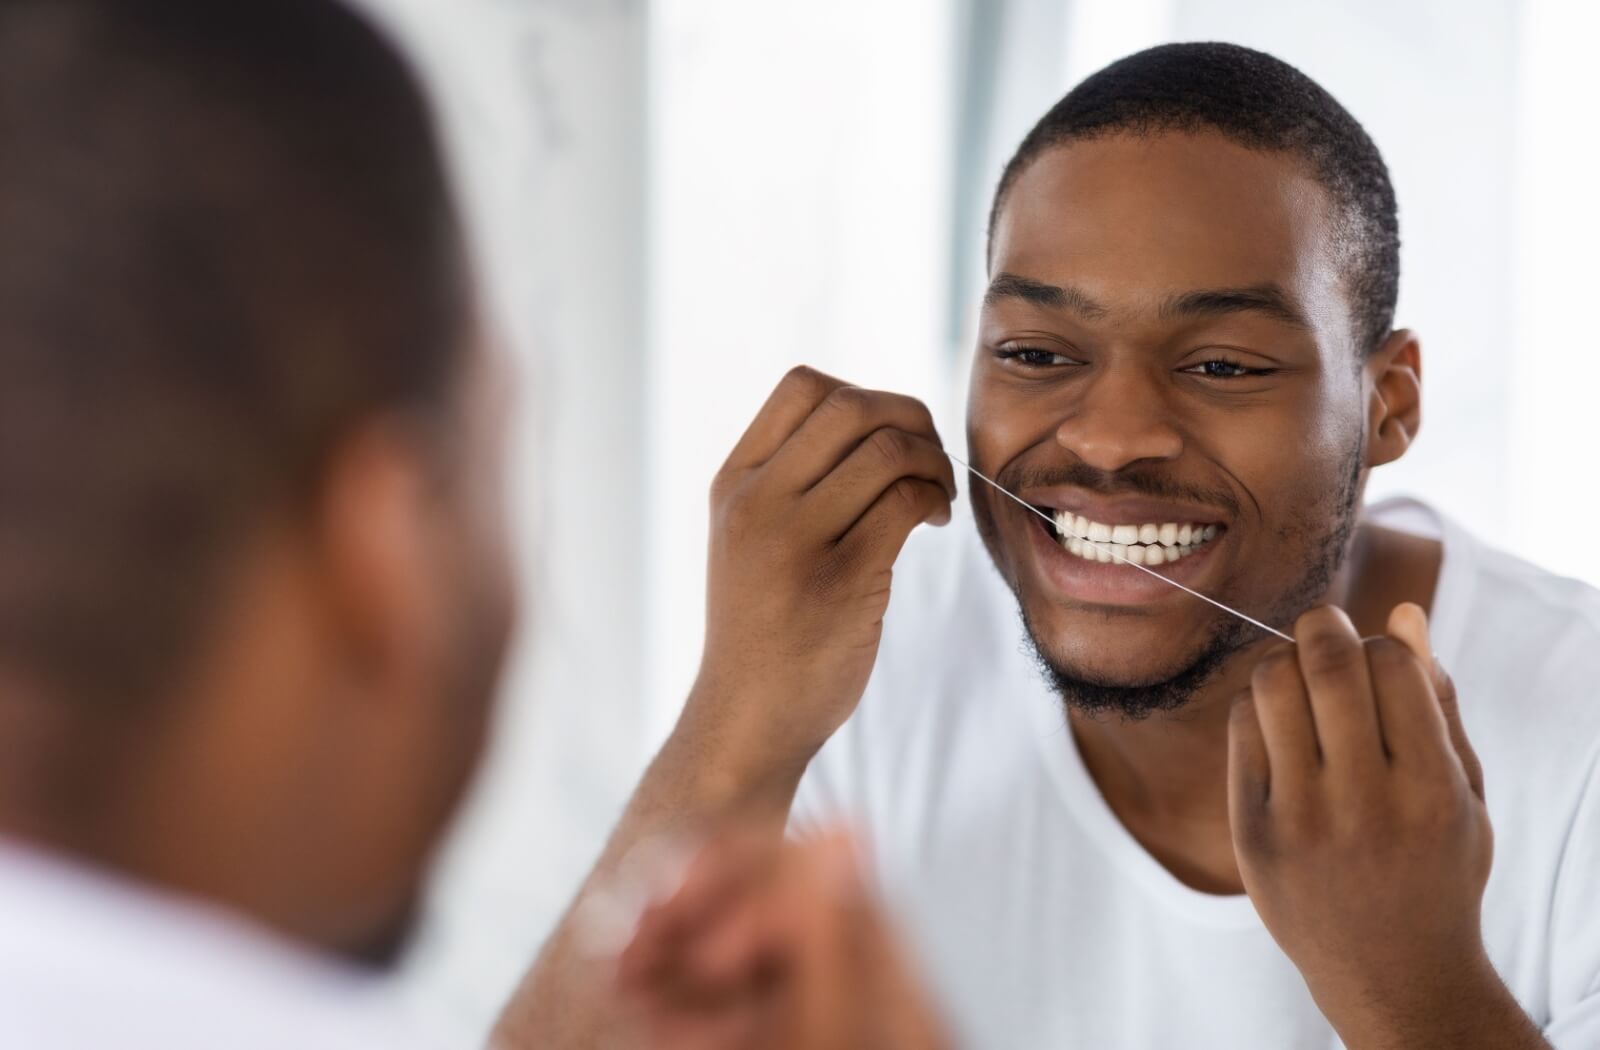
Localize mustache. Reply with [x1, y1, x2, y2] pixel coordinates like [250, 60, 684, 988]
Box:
[992, 460, 1243, 518]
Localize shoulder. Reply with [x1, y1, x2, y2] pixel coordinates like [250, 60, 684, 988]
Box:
[1445, 529, 1600, 735]
[1434, 518, 1600, 855]
[0, 848, 443, 1050]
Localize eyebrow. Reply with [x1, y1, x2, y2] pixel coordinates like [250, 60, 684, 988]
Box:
[984, 272, 1311, 331]
[1159, 284, 1311, 330]
[984, 272, 1110, 320]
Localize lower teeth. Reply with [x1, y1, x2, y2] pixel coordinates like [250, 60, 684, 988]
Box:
[1057, 534, 1210, 566]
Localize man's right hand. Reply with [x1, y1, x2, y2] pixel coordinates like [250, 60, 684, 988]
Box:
[618, 828, 951, 1050]
[682, 366, 956, 789]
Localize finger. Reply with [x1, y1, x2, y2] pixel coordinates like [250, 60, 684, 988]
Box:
[777, 835, 878, 1048]
[723, 365, 847, 471]
[836, 477, 954, 567]
[1227, 692, 1272, 845]
[1363, 636, 1452, 779]
[1292, 605, 1387, 776]
[1248, 641, 1320, 783]
[768, 385, 954, 498]
[1386, 601, 1431, 666]
[808, 428, 957, 541]
[619, 831, 779, 989]
[1434, 665, 1486, 801]
[1383, 605, 1485, 800]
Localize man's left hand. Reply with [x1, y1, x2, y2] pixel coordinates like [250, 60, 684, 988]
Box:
[1229, 603, 1546, 1048]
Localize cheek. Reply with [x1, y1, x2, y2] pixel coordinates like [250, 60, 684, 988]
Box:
[965, 370, 1054, 465]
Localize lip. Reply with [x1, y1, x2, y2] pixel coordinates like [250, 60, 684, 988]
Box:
[1018, 486, 1228, 528]
[1022, 507, 1227, 608]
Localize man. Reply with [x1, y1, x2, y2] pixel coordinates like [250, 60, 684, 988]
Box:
[520, 43, 1600, 1048]
[0, 2, 942, 1047]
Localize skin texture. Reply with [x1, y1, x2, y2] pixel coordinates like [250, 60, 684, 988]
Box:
[0, 339, 518, 964]
[514, 130, 1551, 1047]
[617, 830, 950, 1050]
[497, 367, 958, 1048]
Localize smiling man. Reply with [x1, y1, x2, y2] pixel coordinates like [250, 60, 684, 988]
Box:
[519, 42, 1600, 1049]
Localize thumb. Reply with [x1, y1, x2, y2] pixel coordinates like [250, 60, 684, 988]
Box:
[1386, 603, 1485, 800]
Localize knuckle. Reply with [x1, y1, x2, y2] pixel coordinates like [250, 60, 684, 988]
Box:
[1251, 647, 1300, 692]
[1297, 626, 1361, 676]
[892, 393, 938, 434]
[822, 383, 870, 422]
[866, 426, 911, 471]
[1364, 636, 1416, 674]
[888, 476, 927, 515]
[783, 364, 830, 398]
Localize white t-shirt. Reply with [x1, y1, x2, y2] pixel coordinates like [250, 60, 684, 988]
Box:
[0, 838, 447, 1049]
[793, 498, 1600, 1050]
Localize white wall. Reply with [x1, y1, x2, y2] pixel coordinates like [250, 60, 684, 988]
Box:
[359, 0, 654, 1039]
[646, 0, 961, 736]
[1509, 0, 1600, 579]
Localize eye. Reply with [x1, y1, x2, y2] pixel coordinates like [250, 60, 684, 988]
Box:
[995, 345, 1079, 368]
[1182, 358, 1277, 379]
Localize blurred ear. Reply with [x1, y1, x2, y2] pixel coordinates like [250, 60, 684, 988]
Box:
[312, 421, 440, 686]
[1365, 328, 1422, 469]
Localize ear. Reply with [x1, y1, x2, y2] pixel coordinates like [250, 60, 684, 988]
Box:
[313, 421, 440, 686]
[1364, 328, 1422, 469]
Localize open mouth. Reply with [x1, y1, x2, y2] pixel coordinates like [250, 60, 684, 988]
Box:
[1034, 507, 1224, 567]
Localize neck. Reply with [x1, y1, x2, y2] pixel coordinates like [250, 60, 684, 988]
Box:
[1066, 521, 1441, 893]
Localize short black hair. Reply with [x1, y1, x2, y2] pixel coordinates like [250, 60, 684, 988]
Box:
[989, 42, 1400, 355]
[0, 0, 469, 710]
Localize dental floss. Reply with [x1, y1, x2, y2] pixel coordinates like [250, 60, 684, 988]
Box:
[945, 451, 1295, 643]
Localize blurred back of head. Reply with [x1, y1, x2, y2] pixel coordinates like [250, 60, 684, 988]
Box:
[0, 0, 509, 959]
[0, 0, 466, 711]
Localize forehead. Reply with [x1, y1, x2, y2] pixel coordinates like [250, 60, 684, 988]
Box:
[991, 131, 1348, 334]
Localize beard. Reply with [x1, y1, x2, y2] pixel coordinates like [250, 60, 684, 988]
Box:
[978, 441, 1365, 721]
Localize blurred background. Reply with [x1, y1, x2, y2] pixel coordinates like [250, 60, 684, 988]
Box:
[355, 0, 1598, 1041]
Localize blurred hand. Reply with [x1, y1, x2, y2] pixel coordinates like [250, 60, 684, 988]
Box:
[618, 829, 950, 1050]
[1229, 603, 1503, 1046]
[683, 367, 955, 785]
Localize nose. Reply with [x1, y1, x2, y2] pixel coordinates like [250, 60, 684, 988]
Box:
[1053, 365, 1184, 472]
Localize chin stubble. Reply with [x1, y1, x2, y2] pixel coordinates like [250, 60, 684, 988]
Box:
[1014, 444, 1365, 722]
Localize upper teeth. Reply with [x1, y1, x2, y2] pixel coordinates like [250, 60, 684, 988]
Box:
[1051, 511, 1219, 566]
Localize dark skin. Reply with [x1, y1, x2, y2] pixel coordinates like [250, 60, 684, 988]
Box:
[518, 131, 1547, 1048]
[0, 341, 517, 965]
[971, 129, 1435, 896]
[970, 130, 1545, 1048]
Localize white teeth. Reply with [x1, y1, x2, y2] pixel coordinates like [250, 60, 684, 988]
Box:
[1048, 511, 1222, 566]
